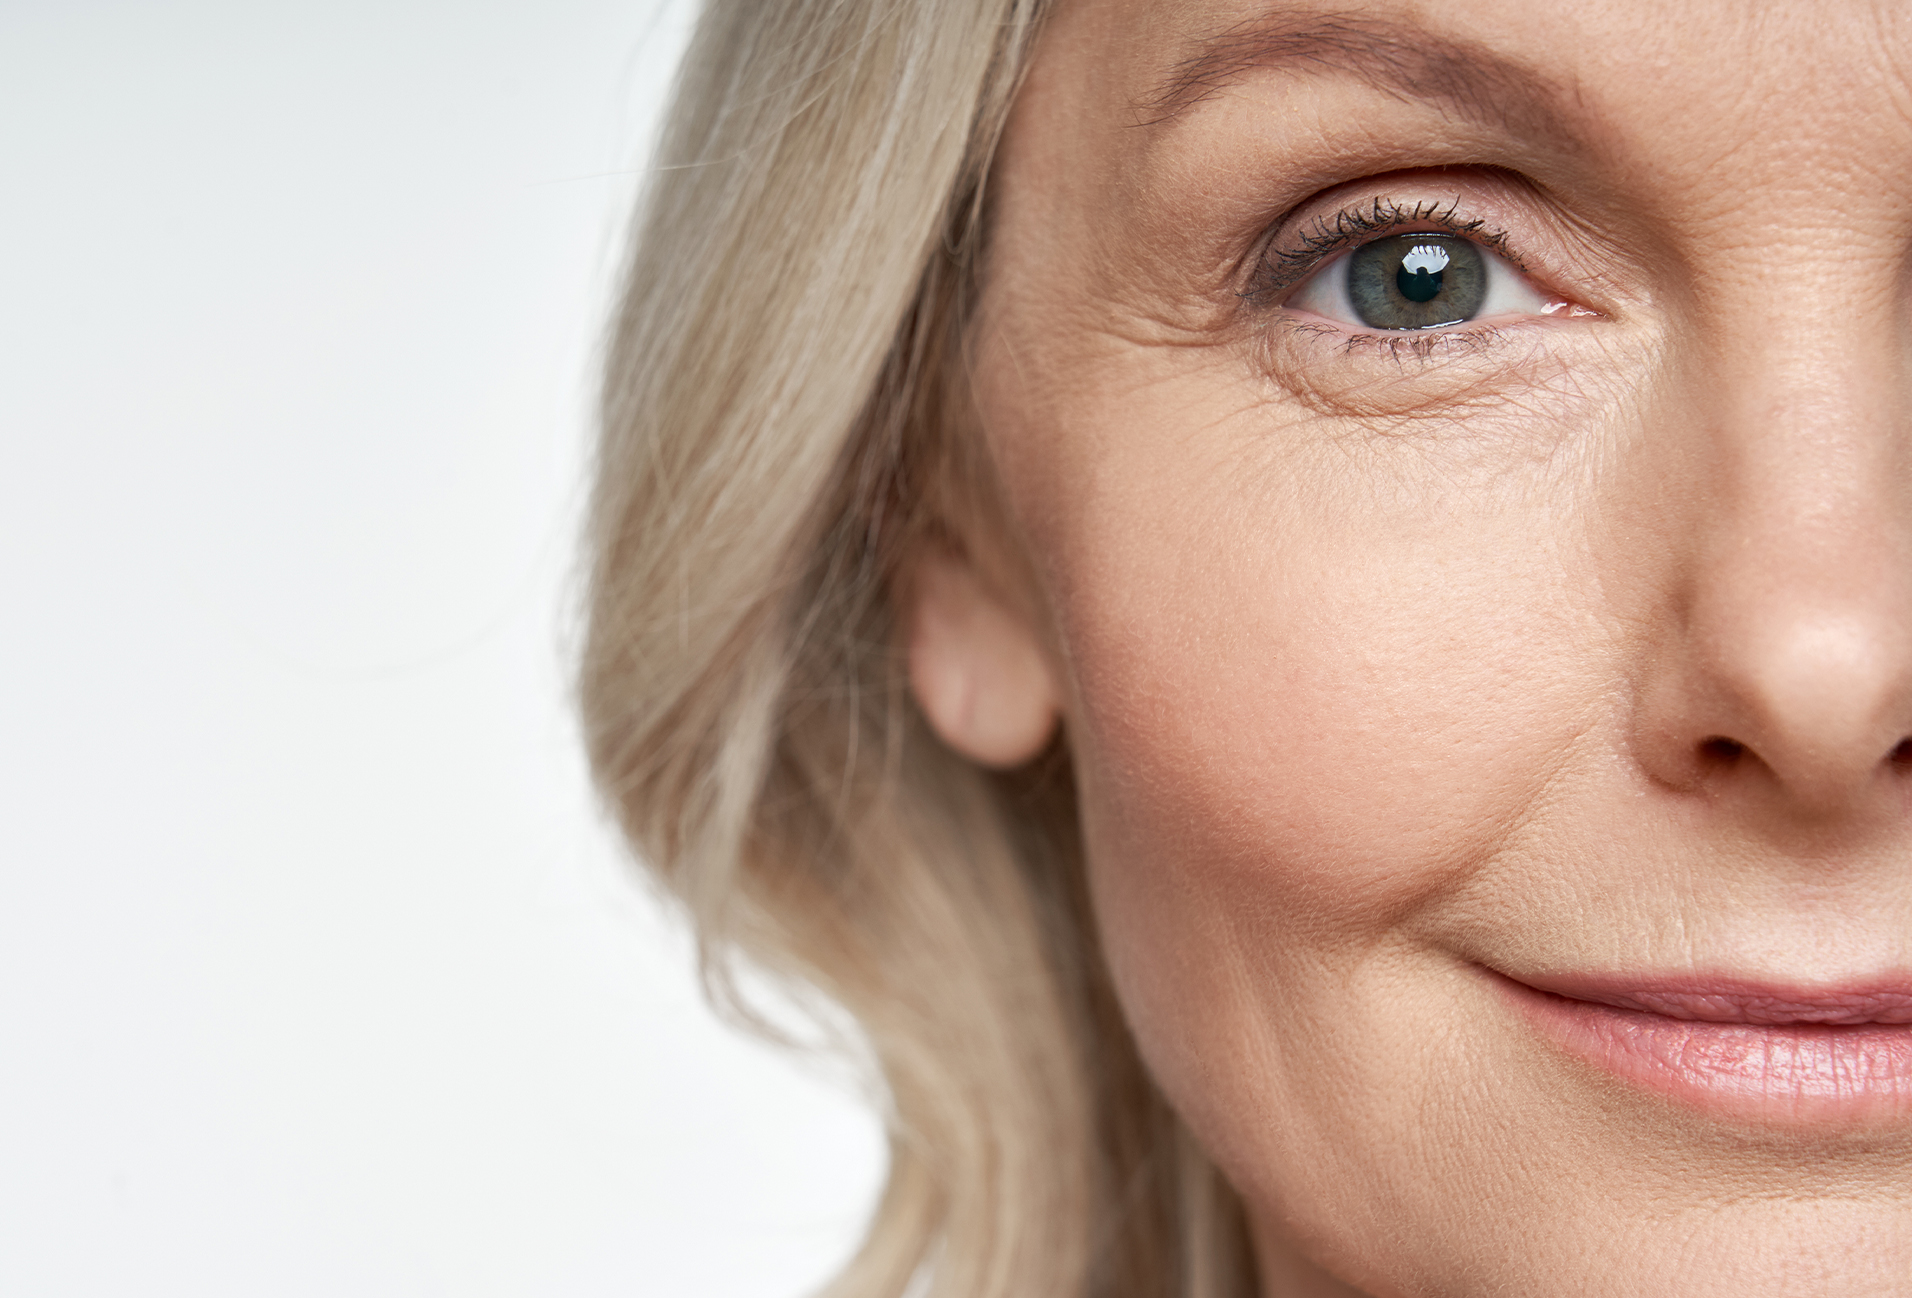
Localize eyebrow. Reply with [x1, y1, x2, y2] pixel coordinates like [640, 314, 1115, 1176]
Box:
[1138, 10, 1575, 141]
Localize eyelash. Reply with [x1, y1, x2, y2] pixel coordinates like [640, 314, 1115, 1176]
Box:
[1244, 196, 1524, 310]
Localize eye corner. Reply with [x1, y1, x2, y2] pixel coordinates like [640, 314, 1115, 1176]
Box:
[1538, 297, 1606, 321]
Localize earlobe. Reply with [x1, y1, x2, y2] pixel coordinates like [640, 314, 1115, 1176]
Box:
[905, 544, 1060, 768]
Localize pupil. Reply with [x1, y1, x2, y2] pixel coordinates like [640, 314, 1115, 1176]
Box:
[1397, 266, 1443, 303]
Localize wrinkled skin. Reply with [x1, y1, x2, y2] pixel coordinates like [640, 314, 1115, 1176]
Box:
[905, 1, 1912, 1294]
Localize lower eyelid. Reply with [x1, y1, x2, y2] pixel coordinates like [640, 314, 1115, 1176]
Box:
[1285, 315, 1511, 356]
[1257, 313, 1571, 418]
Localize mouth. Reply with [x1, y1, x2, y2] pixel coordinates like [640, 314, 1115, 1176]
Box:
[1492, 969, 1912, 1125]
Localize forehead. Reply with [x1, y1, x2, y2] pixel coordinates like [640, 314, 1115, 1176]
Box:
[1011, 0, 1912, 208]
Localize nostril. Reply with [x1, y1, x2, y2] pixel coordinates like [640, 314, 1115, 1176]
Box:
[1892, 739, 1912, 768]
[1699, 736, 1746, 764]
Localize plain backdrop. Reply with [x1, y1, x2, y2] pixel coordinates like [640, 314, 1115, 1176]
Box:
[0, 2, 884, 1294]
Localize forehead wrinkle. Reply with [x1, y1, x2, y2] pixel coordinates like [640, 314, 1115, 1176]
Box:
[1136, 7, 1578, 144]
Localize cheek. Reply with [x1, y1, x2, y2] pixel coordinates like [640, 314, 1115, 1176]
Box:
[1060, 452, 1594, 942]
[1028, 378, 1613, 1191]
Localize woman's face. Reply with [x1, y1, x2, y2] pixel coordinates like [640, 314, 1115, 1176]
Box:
[909, 0, 1912, 1292]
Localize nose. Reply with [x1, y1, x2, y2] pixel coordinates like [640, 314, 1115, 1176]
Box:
[1632, 348, 1912, 817]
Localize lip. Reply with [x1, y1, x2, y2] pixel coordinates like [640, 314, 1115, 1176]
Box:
[1493, 969, 1912, 1125]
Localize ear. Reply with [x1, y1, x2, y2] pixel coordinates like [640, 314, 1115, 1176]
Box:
[903, 543, 1060, 768]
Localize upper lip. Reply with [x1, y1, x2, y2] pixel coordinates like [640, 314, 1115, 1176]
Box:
[1502, 972, 1912, 1026]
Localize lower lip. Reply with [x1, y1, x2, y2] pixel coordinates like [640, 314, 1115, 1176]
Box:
[1497, 976, 1912, 1124]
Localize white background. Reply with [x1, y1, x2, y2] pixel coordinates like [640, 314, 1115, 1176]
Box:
[0, 2, 884, 1294]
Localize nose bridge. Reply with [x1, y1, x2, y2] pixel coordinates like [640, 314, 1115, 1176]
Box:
[1657, 302, 1912, 809]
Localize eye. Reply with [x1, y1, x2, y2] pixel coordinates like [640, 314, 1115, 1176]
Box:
[1283, 232, 1549, 331]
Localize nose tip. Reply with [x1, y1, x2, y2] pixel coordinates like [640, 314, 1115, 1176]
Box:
[1642, 588, 1912, 812]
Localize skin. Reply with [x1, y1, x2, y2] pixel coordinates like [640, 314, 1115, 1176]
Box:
[905, 0, 1912, 1294]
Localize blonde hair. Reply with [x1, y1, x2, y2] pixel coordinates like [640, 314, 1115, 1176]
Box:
[580, 1, 1256, 1294]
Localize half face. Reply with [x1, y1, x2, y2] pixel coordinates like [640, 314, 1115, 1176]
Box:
[907, 0, 1912, 1294]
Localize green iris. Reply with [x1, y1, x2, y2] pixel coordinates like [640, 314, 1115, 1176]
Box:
[1347, 233, 1487, 329]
